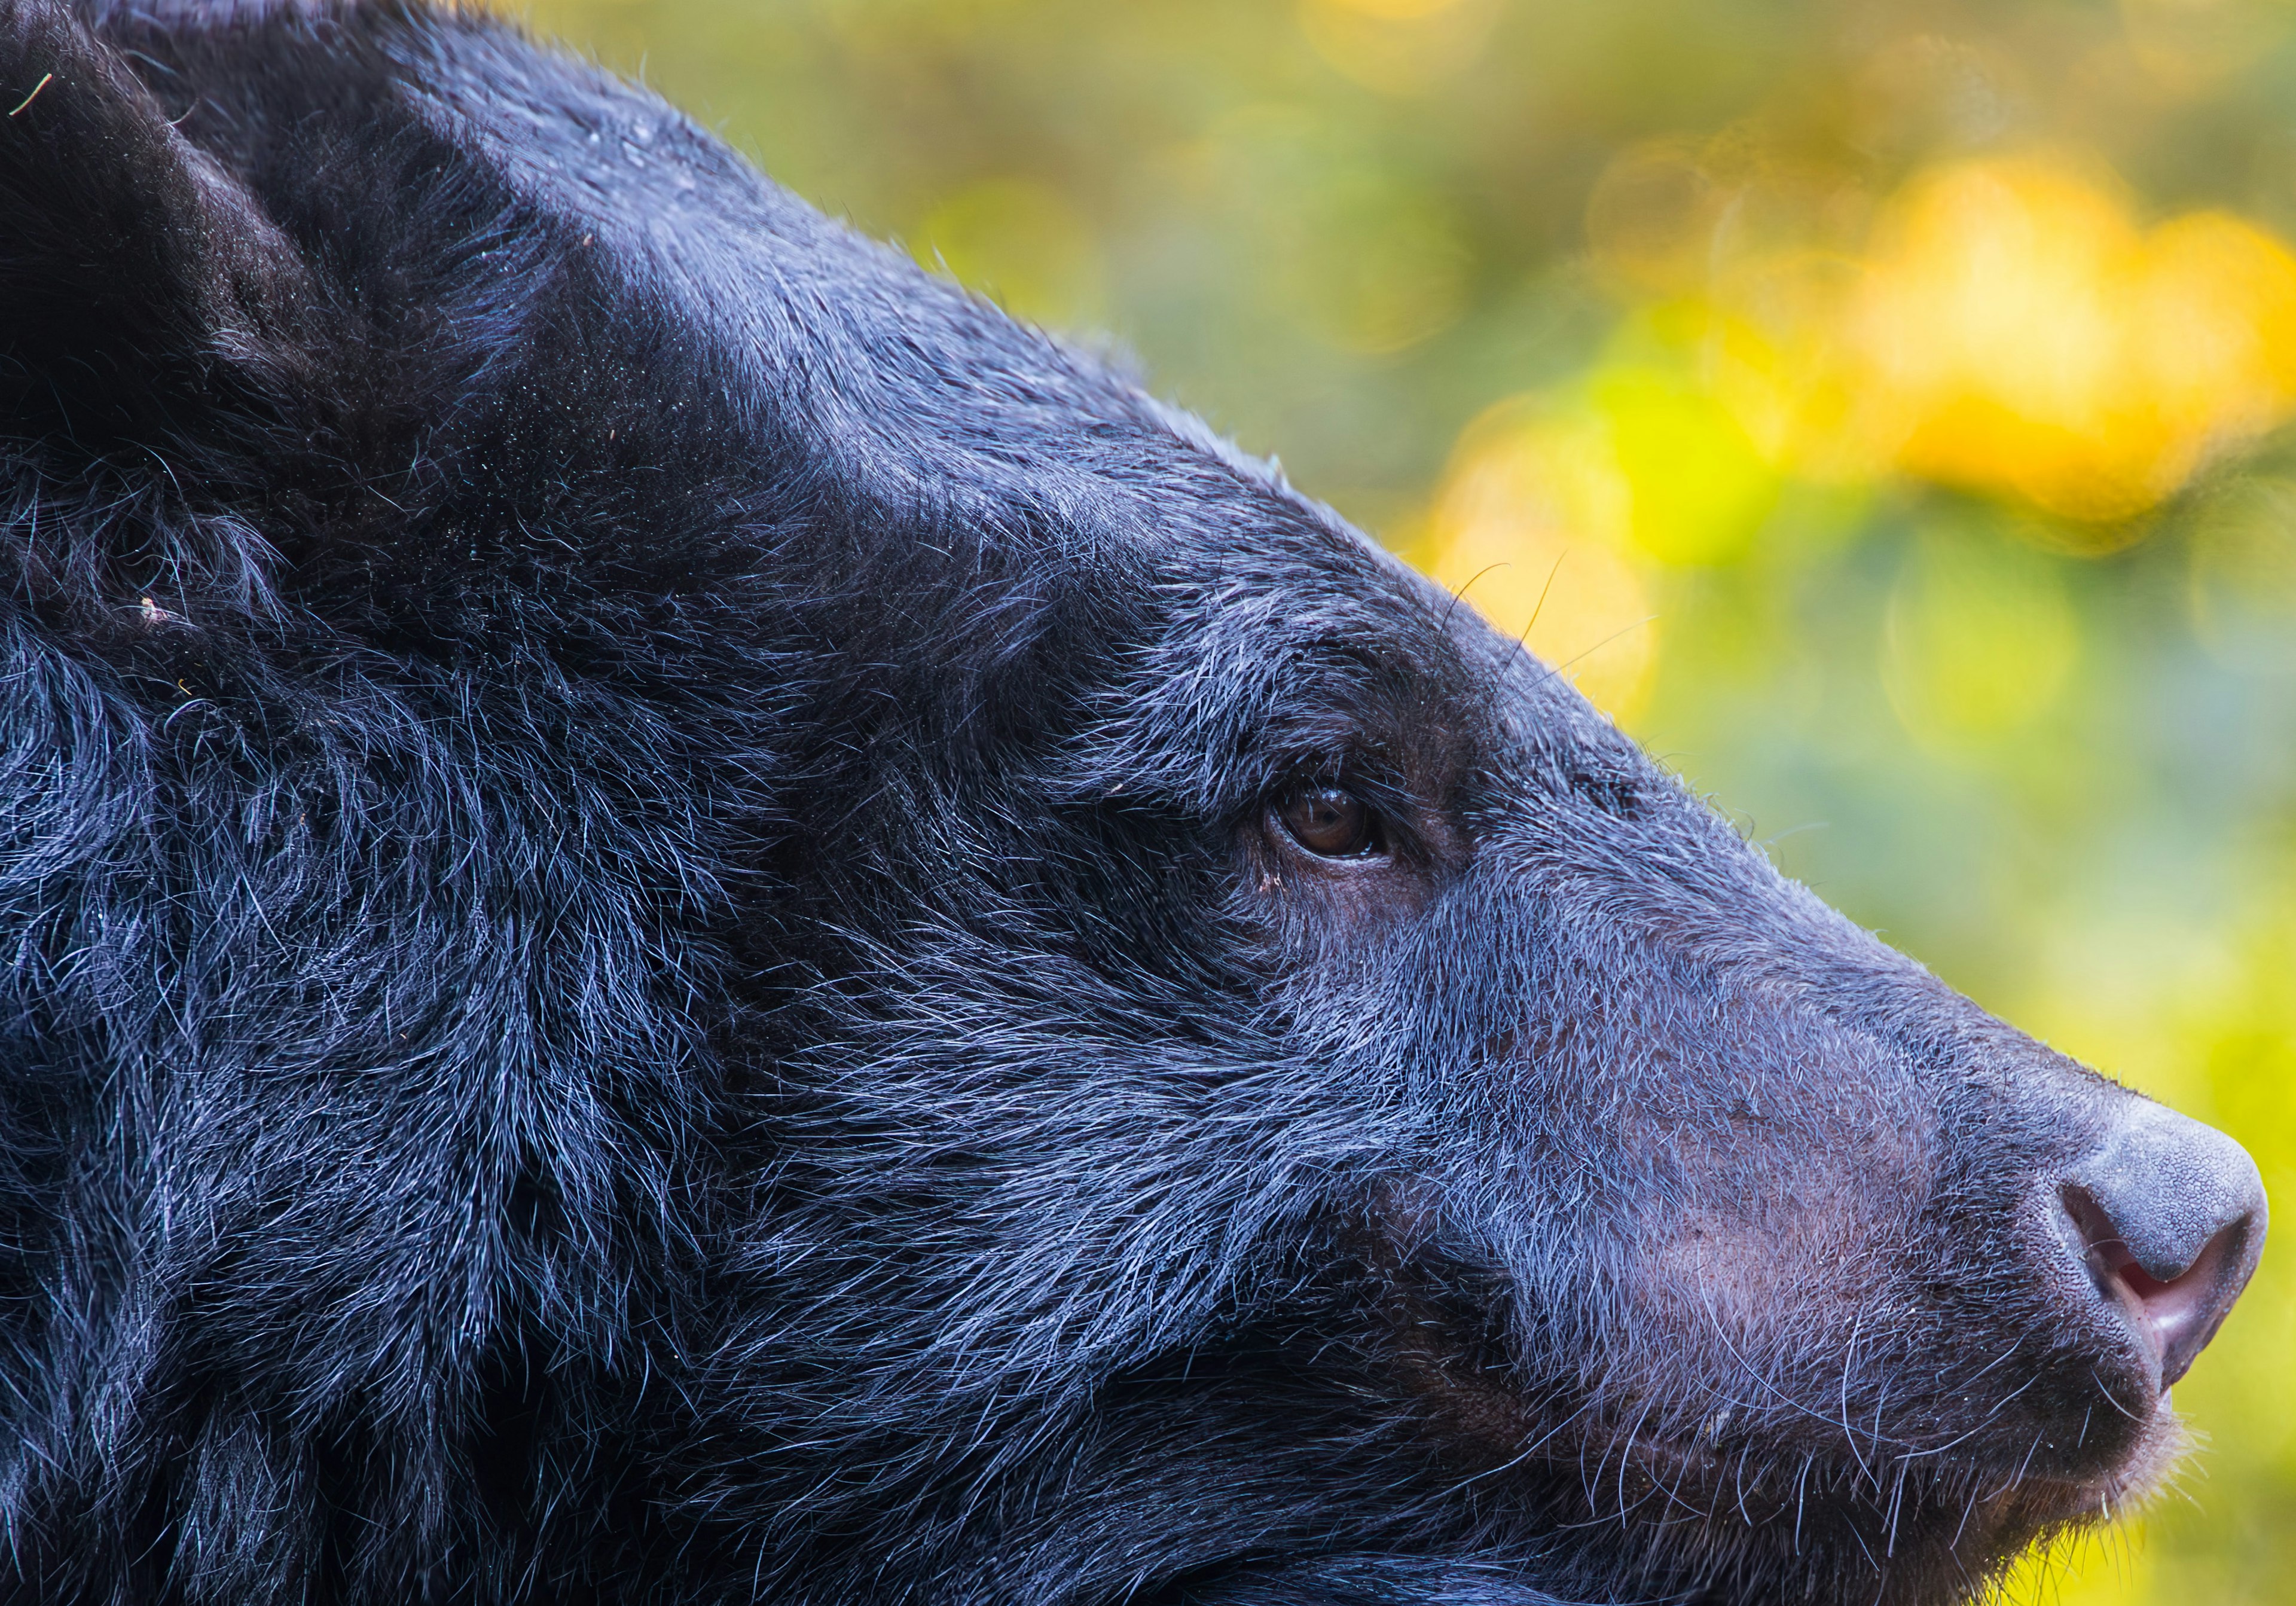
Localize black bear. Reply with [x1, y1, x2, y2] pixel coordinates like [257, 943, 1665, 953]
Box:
[0, 2, 2268, 1602]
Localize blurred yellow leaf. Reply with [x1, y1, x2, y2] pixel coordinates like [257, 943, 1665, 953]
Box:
[1854, 157, 2296, 521]
[1590, 362, 1780, 566]
[1708, 254, 1898, 483]
[1413, 400, 1658, 719]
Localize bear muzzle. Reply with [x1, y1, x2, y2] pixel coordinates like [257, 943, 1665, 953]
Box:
[2054, 1098, 2267, 1394]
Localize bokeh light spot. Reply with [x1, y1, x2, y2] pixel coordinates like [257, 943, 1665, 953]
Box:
[1706, 254, 1898, 484]
[1591, 362, 1780, 566]
[912, 177, 1105, 328]
[1415, 401, 1657, 719]
[2187, 475, 2296, 676]
[1294, 0, 1501, 96]
[1882, 524, 2079, 744]
[1854, 157, 2296, 521]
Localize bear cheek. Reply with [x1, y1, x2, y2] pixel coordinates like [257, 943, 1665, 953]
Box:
[1639, 1164, 1923, 1347]
[1610, 1061, 1941, 1378]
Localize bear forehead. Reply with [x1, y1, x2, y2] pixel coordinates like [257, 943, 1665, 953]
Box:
[371, 10, 1616, 769]
[104, 0, 1629, 800]
[390, 15, 1296, 566]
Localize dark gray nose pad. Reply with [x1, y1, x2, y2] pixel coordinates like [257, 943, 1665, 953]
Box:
[2059, 1103, 2268, 1390]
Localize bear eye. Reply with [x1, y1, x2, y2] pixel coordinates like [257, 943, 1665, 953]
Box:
[1274, 784, 1380, 859]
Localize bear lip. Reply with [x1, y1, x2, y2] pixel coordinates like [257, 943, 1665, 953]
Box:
[1987, 1401, 2193, 1531]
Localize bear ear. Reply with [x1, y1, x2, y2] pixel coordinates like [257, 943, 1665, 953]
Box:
[0, 0, 312, 450]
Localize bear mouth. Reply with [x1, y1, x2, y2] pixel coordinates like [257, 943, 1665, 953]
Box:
[1376, 1252, 2191, 1592]
[1413, 1379, 2190, 1603]
[1512, 1394, 2181, 1526]
[1607, 1402, 2185, 1519]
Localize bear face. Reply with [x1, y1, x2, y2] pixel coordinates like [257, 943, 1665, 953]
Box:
[0, 3, 2266, 1604]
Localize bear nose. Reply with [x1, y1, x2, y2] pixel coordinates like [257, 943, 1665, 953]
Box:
[2058, 1101, 2268, 1391]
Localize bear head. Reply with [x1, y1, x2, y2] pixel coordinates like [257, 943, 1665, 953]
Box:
[0, 3, 2267, 1603]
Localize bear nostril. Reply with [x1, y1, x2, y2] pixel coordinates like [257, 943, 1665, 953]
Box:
[2058, 1103, 2268, 1391]
[2061, 1186, 2258, 1389]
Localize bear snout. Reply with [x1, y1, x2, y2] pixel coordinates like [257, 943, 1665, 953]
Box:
[2054, 1101, 2268, 1393]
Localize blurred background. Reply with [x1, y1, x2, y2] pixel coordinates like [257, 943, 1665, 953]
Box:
[512, 0, 2295, 1597]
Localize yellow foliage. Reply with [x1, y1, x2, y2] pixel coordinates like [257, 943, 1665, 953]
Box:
[1637, 151, 2296, 524]
[1707, 254, 1898, 484]
[1589, 362, 1779, 565]
[1853, 157, 2296, 521]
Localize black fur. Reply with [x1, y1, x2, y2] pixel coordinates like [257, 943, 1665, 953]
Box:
[0, 4, 2203, 1602]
